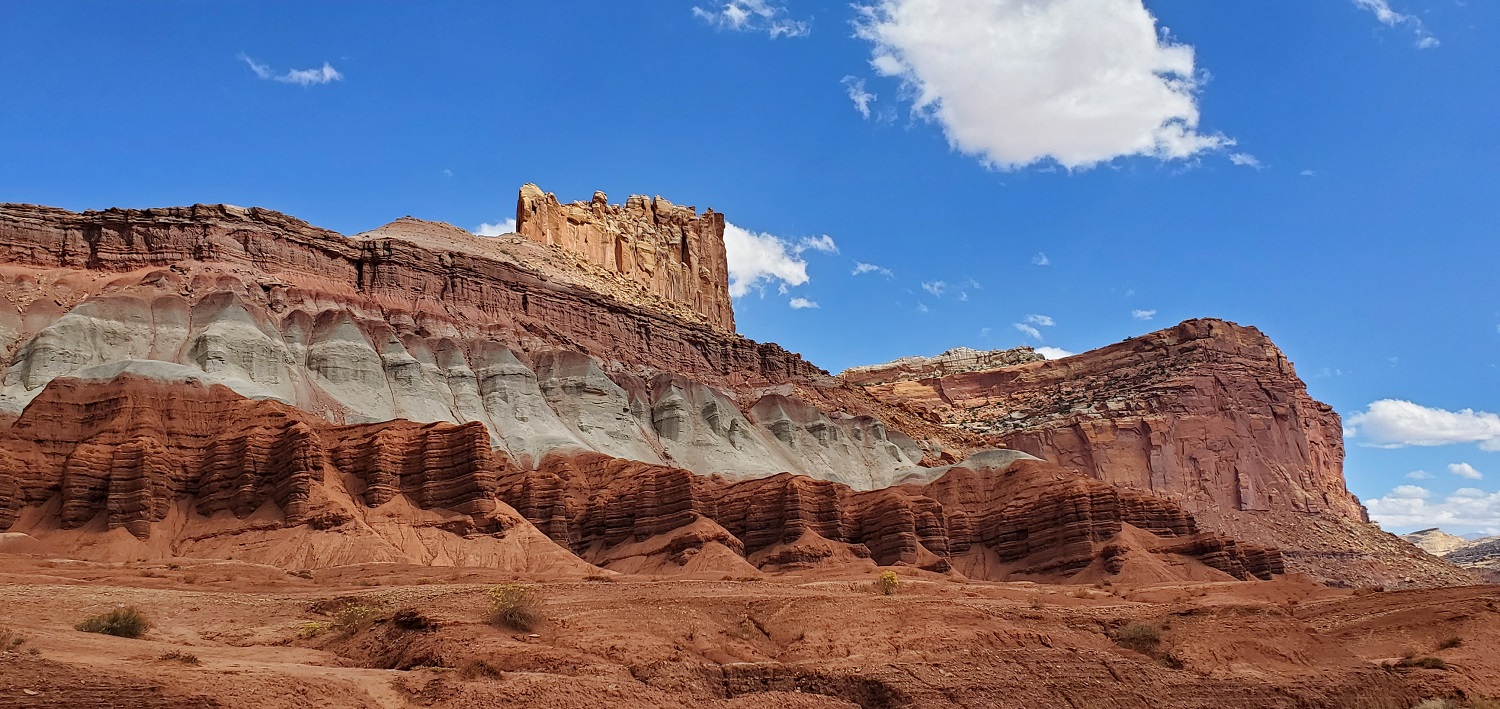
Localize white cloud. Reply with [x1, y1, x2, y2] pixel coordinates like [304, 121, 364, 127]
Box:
[796, 234, 839, 254]
[238, 54, 343, 86]
[789, 297, 819, 309]
[853, 0, 1229, 170]
[1032, 252, 1052, 266]
[1228, 153, 1263, 169]
[1023, 314, 1055, 327]
[842, 76, 876, 119]
[916, 302, 930, 314]
[723, 222, 811, 297]
[1347, 400, 1500, 451]
[1132, 309, 1157, 321]
[1014, 322, 1043, 341]
[921, 280, 946, 297]
[979, 327, 992, 338]
[852, 261, 893, 277]
[473, 218, 516, 236]
[692, 1, 810, 38]
[1367, 485, 1500, 535]
[1300, 169, 1317, 177]
[1450, 463, 1484, 480]
[1035, 346, 1074, 359]
[1406, 470, 1434, 480]
[1352, 0, 1439, 49]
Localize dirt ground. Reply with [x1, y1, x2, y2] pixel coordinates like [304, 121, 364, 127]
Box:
[1, 553, 1498, 708]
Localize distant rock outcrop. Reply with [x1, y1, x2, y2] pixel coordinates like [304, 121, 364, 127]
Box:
[1401, 528, 1478, 557]
[839, 346, 1045, 386]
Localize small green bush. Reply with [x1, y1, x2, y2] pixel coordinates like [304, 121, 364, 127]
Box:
[299, 621, 331, 639]
[76, 607, 150, 638]
[487, 584, 543, 632]
[876, 571, 900, 596]
[331, 604, 382, 636]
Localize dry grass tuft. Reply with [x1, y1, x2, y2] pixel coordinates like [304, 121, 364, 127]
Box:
[76, 607, 150, 638]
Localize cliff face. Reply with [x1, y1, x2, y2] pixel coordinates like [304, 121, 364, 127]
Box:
[0, 203, 943, 488]
[840, 346, 1044, 387]
[0, 371, 1279, 581]
[855, 320, 1472, 587]
[516, 184, 733, 332]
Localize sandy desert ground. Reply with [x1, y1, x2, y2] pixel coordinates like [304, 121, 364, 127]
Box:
[2, 553, 1498, 709]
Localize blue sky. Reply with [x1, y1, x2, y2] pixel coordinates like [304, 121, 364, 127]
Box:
[1, 1, 1497, 533]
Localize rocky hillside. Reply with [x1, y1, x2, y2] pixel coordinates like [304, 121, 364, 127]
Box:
[0, 192, 1468, 587]
[849, 319, 1473, 587]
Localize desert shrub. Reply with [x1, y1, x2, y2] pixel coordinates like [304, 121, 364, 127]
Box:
[299, 621, 331, 639]
[76, 607, 150, 638]
[1438, 636, 1463, 650]
[875, 571, 900, 596]
[1397, 656, 1449, 670]
[331, 603, 382, 636]
[1, 627, 27, 651]
[487, 584, 543, 632]
[459, 658, 505, 680]
[158, 650, 200, 665]
[1114, 622, 1162, 654]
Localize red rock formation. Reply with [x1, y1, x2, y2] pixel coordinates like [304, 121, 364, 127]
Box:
[855, 319, 1477, 587]
[0, 202, 817, 391]
[0, 373, 1279, 581]
[516, 184, 734, 332]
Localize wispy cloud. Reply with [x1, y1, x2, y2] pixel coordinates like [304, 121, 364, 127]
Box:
[842, 76, 875, 119]
[1014, 322, 1042, 340]
[1228, 153, 1264, 170]
[921, 281, 946, 297]
[692, 0, 809, 38]
[789, 297, 819, 309]
[1352, 0, 1439, 49]
[1132, 309, 1157, 321]
[1406, 470, 1434, 480]
[1032, 252, 1051, 266]
[795, 234, 839, 254]
[1023, 314, 1055, 327]
[852, 261, 893, 277]
[238, 54, 343, 86]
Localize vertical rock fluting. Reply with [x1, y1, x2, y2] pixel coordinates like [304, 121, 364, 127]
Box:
[515, 184, 734, 332]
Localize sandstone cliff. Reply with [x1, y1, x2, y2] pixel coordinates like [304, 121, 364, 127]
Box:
[854, 319, 1472, 587]
[0, 370, 1279, 581]
[516, 184, 733, 332]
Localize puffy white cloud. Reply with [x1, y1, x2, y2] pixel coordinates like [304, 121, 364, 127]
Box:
[788, 297, 819, 309]
[842, 76, 876, 119]
[1347, 400, 1500, 451]
[921, 281, 946, 297]
[1032, 252, 1052, 266]
[853, 0, 1229, 170]
[1014, 322, 1042, 341]
[1352, 0, 1438, 48]
[1367, 485, 1500, 535]
[238, 54, 343, 86]
[1035, 346, 1074, 359]
[1132, 309, 1157, 321]
[723, 222, 810, 297]
[692, 0, 809, 38]
[1228, 153, 1263, 169]
[1024, 314, 1055, 327]
[1450, 463, 1485, 480]
[473, 218, 516, 237]
[852, 261, 893, 277]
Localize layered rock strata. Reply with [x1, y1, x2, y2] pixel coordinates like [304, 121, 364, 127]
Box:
[0, 372, 1280, 581]
[840, 346, 1044, 386]
[516, 184, 733, 332]
[852, 319, 1474, 587]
